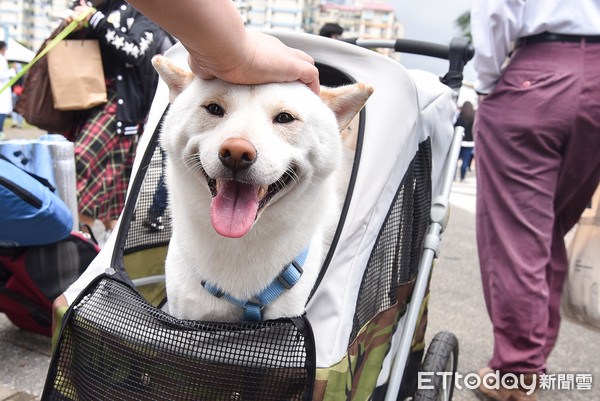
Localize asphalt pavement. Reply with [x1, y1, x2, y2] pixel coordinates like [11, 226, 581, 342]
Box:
[0, 125, 598, 400]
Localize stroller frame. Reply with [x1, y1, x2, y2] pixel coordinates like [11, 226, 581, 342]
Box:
[43, 32, 472, 401]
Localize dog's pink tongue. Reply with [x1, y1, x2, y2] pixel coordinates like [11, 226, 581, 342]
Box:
[211, 180, 260, 238]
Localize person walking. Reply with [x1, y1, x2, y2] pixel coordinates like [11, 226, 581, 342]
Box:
[319, 23, 344, 39]
[471, 1, 600, 400]
[0, 41, 16, 138]
[65, 0, 168, 244]
[454, 101, 475, 182]
[10, 62, 24, 129]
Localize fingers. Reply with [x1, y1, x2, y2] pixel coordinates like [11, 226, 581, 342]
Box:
[291, 47, 315, 66]
[183, 30, 320, 94]
[301, 66, 320, 95]
[290, 48, 320, 95]
[187, 54, 215, 80]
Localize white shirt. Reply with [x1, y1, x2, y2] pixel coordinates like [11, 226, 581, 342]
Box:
[0, 54, 16, 114]
[471, 0, 600, 94]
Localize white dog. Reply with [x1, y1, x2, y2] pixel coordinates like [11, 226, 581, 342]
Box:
[152, 56, 373, 322]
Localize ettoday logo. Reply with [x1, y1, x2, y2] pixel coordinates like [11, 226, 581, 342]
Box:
[418, 370, 536, 395]
[418, 370, 594, 395]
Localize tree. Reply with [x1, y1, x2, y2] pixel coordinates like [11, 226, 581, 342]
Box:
[455, 10, 471, 39]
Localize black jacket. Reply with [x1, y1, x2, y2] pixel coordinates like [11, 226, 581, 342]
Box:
[86, 3, 164, 134]
[455, 113, 474, 143]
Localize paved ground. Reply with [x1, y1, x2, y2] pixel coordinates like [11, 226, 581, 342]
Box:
[1, 124, 598, 400]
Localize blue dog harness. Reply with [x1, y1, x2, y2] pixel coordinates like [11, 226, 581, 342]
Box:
[201, 246, 310, 322]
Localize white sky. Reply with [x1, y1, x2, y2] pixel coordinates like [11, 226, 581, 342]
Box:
[390, 0, 476, 83]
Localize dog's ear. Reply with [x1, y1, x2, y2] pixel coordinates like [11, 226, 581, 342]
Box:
[152, 55, 195, 103]
[320, 83, 374, 132]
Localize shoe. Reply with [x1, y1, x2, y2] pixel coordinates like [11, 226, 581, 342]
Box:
[476, 367, 538, 401]
[79, 222, 100, 246]
[477, 367, 504, 400]
[499, 373, 538, 401]
[143, 214, 164, 232]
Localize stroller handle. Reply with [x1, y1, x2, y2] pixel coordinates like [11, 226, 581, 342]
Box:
[341, 37, 473, 64]
[342, 37, 475, 89]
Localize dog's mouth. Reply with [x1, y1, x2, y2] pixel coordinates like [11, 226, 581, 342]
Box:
[204, 167, 296, 238]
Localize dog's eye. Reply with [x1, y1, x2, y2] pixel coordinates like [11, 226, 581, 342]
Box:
[274, 112, 295, 124]
[205, 103, 224, 117]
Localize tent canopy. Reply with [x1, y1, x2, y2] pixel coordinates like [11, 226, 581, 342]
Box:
[5, 37, 35, 63]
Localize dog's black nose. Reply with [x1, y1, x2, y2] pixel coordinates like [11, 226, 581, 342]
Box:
[219, 138, 257, 171]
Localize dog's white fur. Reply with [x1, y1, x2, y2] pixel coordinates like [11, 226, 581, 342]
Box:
[152, 56, 373, 322]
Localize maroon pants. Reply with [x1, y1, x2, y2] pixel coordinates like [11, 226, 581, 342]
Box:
[475, 39, 600, 374]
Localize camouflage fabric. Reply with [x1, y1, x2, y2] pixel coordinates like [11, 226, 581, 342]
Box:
[314, 276, 431, 401]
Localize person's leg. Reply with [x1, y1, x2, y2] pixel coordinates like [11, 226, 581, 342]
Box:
[13, 109, 23, 128]
[463, 147, 473, 180]
[458, 147, 469, 181]
[542, 41, 600, 358]
[79, 214, 95, 227]
[11, 94, 21, 127]
[104, 132, 138, 230]
[476, 108, 559, 374]
[0, 113, 6, 136]
[76, 93, 119, 229]
[150, 174, 169, 214]
[475, 42, 582, 375]
[144, 150, 168, 232]
[103, 219, 118, 231]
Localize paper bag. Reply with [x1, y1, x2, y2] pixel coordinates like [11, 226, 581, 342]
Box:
[561, 185, 600, 333]
[47, 39, 107, 111]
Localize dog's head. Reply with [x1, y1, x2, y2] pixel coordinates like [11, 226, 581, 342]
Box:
[153, 56, 372, 239]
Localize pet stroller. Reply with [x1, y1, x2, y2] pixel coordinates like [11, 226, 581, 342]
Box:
[42, 31, 472, 401]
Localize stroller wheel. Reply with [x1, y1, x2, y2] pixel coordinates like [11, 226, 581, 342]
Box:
[413, 331, 459, 401]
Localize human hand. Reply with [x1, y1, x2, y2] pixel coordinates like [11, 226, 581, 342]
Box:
[187, 30, 320, 94]
[64, 0, 95, 30]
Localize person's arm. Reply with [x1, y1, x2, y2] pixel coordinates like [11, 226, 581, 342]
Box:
[471, 0, 525, 95]
[126, 0, 319, 93]
[0, 58, 15, 80]
[69, 4, 158, 66]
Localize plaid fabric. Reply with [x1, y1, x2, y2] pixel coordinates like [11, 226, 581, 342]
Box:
[75, 90, 139, 221]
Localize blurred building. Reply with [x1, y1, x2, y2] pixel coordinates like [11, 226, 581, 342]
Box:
[0, 0, 70, 52]
[234, 0, 403, 41]
[236, 0, 309, 31]
[316, 1, 403, 40]
[0, 0, 403, 54]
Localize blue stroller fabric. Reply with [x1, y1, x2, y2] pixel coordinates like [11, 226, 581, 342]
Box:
[0, 155, 72, 247]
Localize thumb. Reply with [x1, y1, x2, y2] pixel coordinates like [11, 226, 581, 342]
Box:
[187, 54, 216, 81]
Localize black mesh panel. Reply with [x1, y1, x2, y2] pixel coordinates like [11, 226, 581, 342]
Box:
[350, 139, 432, 341]
[44, 277, 315, 400]
[124, 145, 172, 253]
